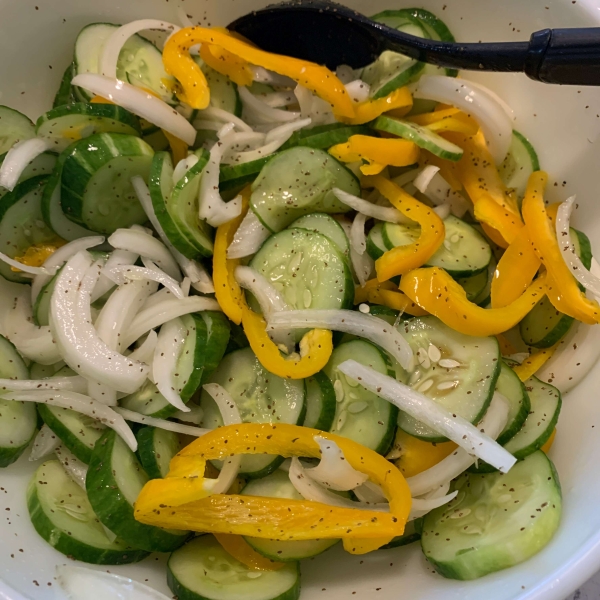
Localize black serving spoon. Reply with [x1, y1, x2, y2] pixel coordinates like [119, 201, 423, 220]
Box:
[228, 0, 600, 85]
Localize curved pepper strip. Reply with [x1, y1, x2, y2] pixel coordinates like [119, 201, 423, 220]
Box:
[354, 278, 396, 304]
[474, 193, 523, 246]
[369, 287, 428, 317]
[242, 305, 332, 379]
[364, 175, 445, 282]
[163, 130, 189, 164]
[495, 333, 517, 356]
[338, 87, 413, 125]
[399, 266, 547, 337]
[512, 344, 560, 382]
[214, 534, 285, 571]
[541, 428, 556, 453]
[392, 429, 457, 478]
[163, 27, 355, 117]
[408, 108, 479, 136]
[134, 423, 412, 554]
[213, 191, 250, 325]
[522, 171, 600, 324]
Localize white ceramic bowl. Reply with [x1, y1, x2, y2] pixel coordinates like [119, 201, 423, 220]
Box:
[1, 0, 600, 598]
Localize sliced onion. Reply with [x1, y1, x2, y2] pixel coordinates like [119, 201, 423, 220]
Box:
[350, 211, 367, 256]
[202, 383, 242, 425]
[413, 75, 512, 164]
[3, 390, 137, 451]
[71, 74, 196, 146]
[305, 436, 368, 491]
[354, 480, 387, 504]
[227, 209, 271, 259]
[55, 444, 88, 489]
[337, 218, 374, 287]
[345, 79, 371, 103]
[29, 424, 60, 461]
[239, 86, 301, 124]
[392, 168, 421, 189]
[0, 376, 87, 393]
[105, 263, 184, 299]
[91, 248, 139, 302]
[414, 167, 470, 218]
[269, 309, 413, 370]
[115, 407, 210, 437]
[465, 79, 515, 122]
[0, 138, 54, 191]
[194, 107, 254, 132]
[251, 66, 296, 87]
[294, 85, 335, 125]
[333, 188, 404, 223]
[410, 491, 458, 520]
[433, 204, 452, 220]
[255, 91, 297, 108]
[336, 65, 358, 84]
[173, 403, 204, 425]
[122, 295, 220, 348]
[127, 329, 158, 364]
[172, 153, 199, 184]
[100, 20, 180, 80]
[414, 165, 440, 193]
[50, 252, 149, 393]
[0, 250, 57, 276]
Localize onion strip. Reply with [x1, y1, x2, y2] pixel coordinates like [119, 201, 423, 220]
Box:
[333, 188, 405, 223]
[0, 138, 54, 191]
[115, 407, 210, 437]
[227, 209, 271, 259]
[29, 424, 60, 461]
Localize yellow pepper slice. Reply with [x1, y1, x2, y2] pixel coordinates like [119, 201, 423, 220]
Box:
[241, 305, 332, 379]
[338, 87, 413, 125]
[392, 429, 457, 478]
[399, 267, 547, 336]
[473, 193, 523, 245]
[329, 136, 420, 175]
[495, 333, 518, 355]
[541, 428, 557, 454]
[163, 130, 189, 164]
[512, 344, 560, 382]
[134, 423, 411, 554]
[354, 278, 396, 303]
[163, 27, 355, 117]
[213, 190, 249, 325]
[364, 175, 445, 282]
[369, 287, 428, 317]
[522, 171, 600, 324]
[214, 534, 285, 571]
[198, 30, 255, 86]
[408, 108, 479, 136]
[408, 107, 461, 125]
[12, 238, 65, 271]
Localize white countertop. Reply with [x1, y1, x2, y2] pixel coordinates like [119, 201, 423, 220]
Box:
[567, 571, 600, 599]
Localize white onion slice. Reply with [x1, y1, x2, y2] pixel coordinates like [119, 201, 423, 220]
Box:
[410, 491, 458, 520]
[414, 165, 440, 193]
[227, 209, 271, 259]
[29, 424, 60, 461]
[392, 168, 421, 189]
[406, 393, 510, 496]
[251, 66, 296, 87]
[122, 295, 220, 348]
[173, 403, 204, 425]
[108, 228, 180, 281]
[0, 251, 57, 276]
[333, 188, 404, 223]
[415, 167, 470, 218]
[115, 407, 210, 437]
[71, 74, 196, 146]
[345, 79, 371, 103]
[433, 204, 452, 220]
[294, 85, 335, 125]
[337, 218, 374, 287]
[336, 65, 357, 84]
[350, 211, 367, 256]
[91, 248, 139, 302]
[202, 383, 242, 426]
[354, 480, 387, 504]
[3, 390, 137, 451]
[55, 444, 88, 489]
[465, 79, 515, 122]
[255, 91, 297, 108]
[50, 252, 149, 393]
[127, 330, 158, 364]
[100, 19, 180, 80]
[413, 75, 512, 164]
[339, 362, 515, 473]
[106, 263, 184, 299]
[239, 86, 301, 124]
[305, 436, 368, 491]
[172, 154, 199, 184]
[0, 376, 87, 393]
[268, 309, 413, 371]
[194, 107, 253, 132]
[0, 138, 54, 191]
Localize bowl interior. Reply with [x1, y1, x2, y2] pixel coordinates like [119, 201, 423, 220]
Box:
[0, 0, 600, 599]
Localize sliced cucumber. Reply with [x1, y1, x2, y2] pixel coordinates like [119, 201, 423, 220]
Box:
[27, 460, 149, 564]
[421, 451, 562, 580]
[0, 175, 56, 283]
[36, 103, 141, 152]
[369, 305, 400, 325]
[53, 64, 77, 108]
[383, 215, 491, 277]
[366, 222, 387, 260]
[323, 340, 398, 454]
[457, 268, 488, 303]
[137, 426, 181, 479]
[242, 471, 338, 561]
[289, 213, 350, 263]
[0, 106, 35, 154]
[280, 123, 372, 152]
[398, 316, 501, 442]
[381, 518, 422, 549]
[499, 131, 540, 200]
[38, 404, 106, 464]
[219, 156, 273, 194]
[168, 535, 301, 600]
[199, 347, 306, 478]
[250, 147, 357, 233]
[303, 371, 337, 431]
[87, 429, 189, 552]
[74, 23, 176, 104]
[495, 361, 531, 446]
[362, 51, 424, 100]
[373, 115, 463, 161]
[194, 58, 241, 116]
[60, 133, 153, 234]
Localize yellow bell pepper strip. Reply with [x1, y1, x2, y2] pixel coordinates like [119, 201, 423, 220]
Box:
[213, 190, 249, 325]
[392, 429, 457, 478]
[198, 29, 255, 86]
[338, 87, 413, 125]
[399, 266, 548, 337]
[473, 193, 523, 246]
[368, 287, 429, 317]
[12, 238, 66, 271]
[163, 27, 355, 118]
[512, 343, 560, 382]
[354, 278, 396, 304]
[364, 175, 445, 282]
[329, 136, 420, 176]
[241, 304, 332, 379]
[408, 108, 479, 136]
[134, 423, 411, 554]
[214, 534, 285, 571]
[163, 130, 189, 164]
[481, 223, 509, 249]
[541, 428, 557, 454]
[408, 107, 461, 125]
[491, 225, 541, 309]
[495, 333, 518, 356]
[522, 171, 600, 324]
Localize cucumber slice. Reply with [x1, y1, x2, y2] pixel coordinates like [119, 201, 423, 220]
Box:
[280, 123, 372, 152]
[194, 58, 241, 116]
[167, 149, 214, 258]
[38, 404, 106, 464]
[53, 64, 77, 108]
[136, 426, 181, 479]
[457, 269, 488, 303]
[369, 305, 400, 325]
[199, 347, 306, 478]
[421, 451, 562, 580]
[60, 133, 154, 234]
[242, 471, 338, 561]
[290, 213, 350, 263]
[303, 372, 337, 431]
[499, 131, 540, 201]
[168, 535, 301, 600]
[74, 23, 176, 104]
[144, 127, 170, 151]
[0, 106, 35, 154]
[381, 518, 422, 549]
[28, 460, 149, 564]
[249, 228, 354, 318]
[383, 215, 491, 277]
[398, 316, 501, 442]
[0, 175, 57, 283]
[373, 115, 463, 161]
[87, 429, 189, 552]
[323, 340, 398, 454]
[219, 156, 273, 194]
[366, 222, 387, 260]
[362, 50, 424, 101]
[36, 103, 142, 152]
[495, 361, 531, 446]
[250, 147, 358, 233]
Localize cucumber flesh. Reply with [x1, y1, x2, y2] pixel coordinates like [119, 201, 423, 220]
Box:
[366, 222, 387, 260]
[194, 58, 241, 116]
[53, 64, 77, 108]
[499, 130, 540, 201]
[280, 123, 372, 152]
[290, 213, 350, 263]
[380, 518, 422, 549]
[362, 50, 424, 101]
[0, 106, 35, 154]
[136, 426, 182, 479]
[302, 372, 337, 431]
[421, 451, 562, 580]
[494, 361, 531, 446]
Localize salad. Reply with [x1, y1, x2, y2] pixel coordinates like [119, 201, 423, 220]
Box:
[0, 6, 598, 599]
